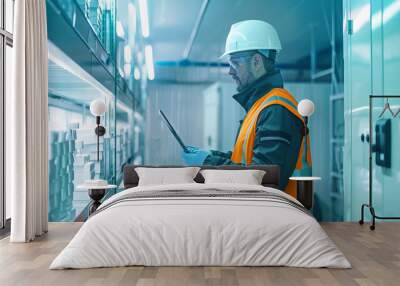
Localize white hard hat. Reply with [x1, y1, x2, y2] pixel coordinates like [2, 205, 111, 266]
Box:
[221, 20, 282, 59]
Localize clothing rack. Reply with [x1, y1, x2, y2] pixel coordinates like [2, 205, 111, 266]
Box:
[359, 95, 400, 230]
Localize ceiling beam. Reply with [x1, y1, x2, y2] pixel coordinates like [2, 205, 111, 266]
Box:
[182, 0, 209, 60]
[156, 60, 315, 70]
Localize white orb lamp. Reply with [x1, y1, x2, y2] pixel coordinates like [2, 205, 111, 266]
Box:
[90, 100, 106, 161]
[298, 99, 315, 117]
[298, 99, 315, 134]
[90, 99, 106, 116]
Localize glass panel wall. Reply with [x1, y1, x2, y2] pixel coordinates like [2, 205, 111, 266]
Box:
[114, 0, 142, 184]
[46, 0, 145, 221]
[47, 81, 115, 220]
[115, 89, 135, 184]
[75, 0, 115, 57]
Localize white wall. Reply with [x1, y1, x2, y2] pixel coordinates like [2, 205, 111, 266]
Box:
[145, 83, 207, 164]
[203, 82, 244, 152]
[285, 83, 332, 220]
[343, 0, 400, 221]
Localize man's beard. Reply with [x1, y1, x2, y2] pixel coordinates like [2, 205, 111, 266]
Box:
[236, 73, 255, 92]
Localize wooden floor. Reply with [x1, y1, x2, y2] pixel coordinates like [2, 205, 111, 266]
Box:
[0, 222, 399, 286]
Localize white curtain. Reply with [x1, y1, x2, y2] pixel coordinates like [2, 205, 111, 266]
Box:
[8, 0, 49, 242]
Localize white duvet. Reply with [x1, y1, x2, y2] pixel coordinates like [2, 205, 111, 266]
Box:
[50, 183, 350, 269]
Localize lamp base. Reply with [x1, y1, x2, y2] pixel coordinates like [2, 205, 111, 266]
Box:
[88, 188, 106, 215]
[95, 125, 106, 136]
[296, 181, 313, 210]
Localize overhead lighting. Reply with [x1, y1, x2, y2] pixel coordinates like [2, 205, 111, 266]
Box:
[352, 2, 400, 33]
[137, 51, 143, 64]
[134, 126, 141, 133]
[116, 21, 125, 38]
[128, 3, 137, 45]
[124, 45, 132, 63]
[105, 0, 112, 10]
[383, 1, 400, 24]
[352, 4, 370, 33]
[145, 45, 154, 80]
[134, 67, 141, 80]
[139, 0, 150, 38]
[124, 64, 131, 77]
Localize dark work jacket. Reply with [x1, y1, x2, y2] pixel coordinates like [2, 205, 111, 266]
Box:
[203, 71, 304, 189]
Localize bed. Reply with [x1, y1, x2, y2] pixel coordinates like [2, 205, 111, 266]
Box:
[50, 165, 350, 269]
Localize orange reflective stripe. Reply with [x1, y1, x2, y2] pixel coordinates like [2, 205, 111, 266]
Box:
[263, 100, 303, 122]
[232, 92, 272, 164]
[231, 88, 308, 169]
[244, 118, 258, 164]
[284, 180, 297, 198]
[231, 88, 312, 198]
[306, 134, 312, 164]
[231, 106, 258, 163]
[269, 88, 299, 106]
[243, 100, 302, 165]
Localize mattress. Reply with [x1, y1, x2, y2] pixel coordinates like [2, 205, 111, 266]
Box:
[50, 183, 351, 269]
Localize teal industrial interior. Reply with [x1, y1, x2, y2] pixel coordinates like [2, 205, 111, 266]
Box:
[42, 0, 400, 222]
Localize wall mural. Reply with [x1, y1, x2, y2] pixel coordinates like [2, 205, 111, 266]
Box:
[46, 0, 346, 222]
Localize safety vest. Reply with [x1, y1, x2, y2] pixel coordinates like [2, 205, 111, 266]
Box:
[231, 88, 312, 198]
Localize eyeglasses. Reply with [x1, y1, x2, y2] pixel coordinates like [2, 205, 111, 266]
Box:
[228, 53, 255, 69]
[228, 56, 252, 70]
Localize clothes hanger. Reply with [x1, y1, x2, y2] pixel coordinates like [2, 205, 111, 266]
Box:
[379, 98, 394, 117]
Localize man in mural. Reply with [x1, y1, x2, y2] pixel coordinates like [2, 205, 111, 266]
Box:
[182, 20, 311, 196]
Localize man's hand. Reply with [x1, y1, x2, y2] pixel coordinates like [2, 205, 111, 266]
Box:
[181, 146, 210, 166]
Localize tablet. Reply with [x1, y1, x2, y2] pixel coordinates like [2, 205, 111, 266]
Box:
[159, 110, 189, 152]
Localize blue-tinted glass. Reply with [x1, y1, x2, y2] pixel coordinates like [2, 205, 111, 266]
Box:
[47, 0, 141, 221]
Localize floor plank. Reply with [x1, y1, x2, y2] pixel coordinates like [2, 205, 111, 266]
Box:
[0, 222, 399, 286]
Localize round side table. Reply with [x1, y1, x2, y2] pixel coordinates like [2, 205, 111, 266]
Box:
[289, 177, 321, 210]
[77, 184, 117, 215]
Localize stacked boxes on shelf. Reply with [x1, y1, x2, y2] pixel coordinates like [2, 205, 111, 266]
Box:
[49, 119, 115, 221]
[116, 132, 122, 176]
[96, 4, 104, 38]
[76, 128, 104, 178]
[81, 0, 110, 52]
[86, 0, 103, 41]
[102, 136, 112, 181]
[124, 128, 133, 162]
[49, 125, 107, 221]
[73, 128, 98, 214]
[48, 130, 76, 221]
[73, 152, 94, 214]
[102, 7, 112, 53]
[116, 127, 133, 183]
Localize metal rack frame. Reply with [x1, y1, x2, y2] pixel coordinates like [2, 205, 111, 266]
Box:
[359, 95, 400, 230]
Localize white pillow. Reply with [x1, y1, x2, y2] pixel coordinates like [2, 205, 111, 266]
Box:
[135, 167, 200, 186]
[200, 169, 266, 185]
